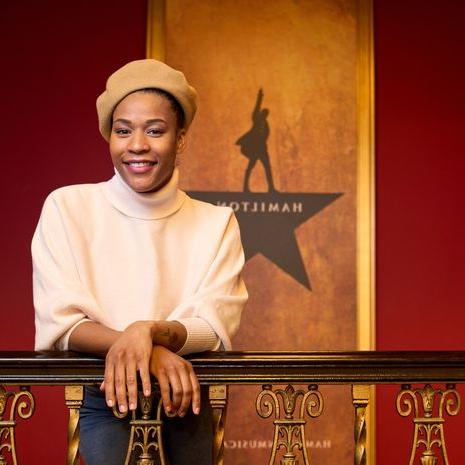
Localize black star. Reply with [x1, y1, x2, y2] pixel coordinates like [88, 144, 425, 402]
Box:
[188, 191, 342, 290]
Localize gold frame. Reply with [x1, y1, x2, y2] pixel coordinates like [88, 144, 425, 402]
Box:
[146, 1, 376, 463]
[356, 1, 376, 463]
[356, 0, 376, 354]
[146, 0, 165, 62]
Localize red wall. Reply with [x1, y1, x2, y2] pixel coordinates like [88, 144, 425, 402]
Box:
[375, 1, 465, 464]
[1, 1, 464, 464]
[0, 1, 147, 463]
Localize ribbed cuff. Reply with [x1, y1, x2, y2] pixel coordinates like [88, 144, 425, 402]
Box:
[174, 318, 219, 356]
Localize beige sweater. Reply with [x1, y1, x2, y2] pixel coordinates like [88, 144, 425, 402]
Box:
[32, 169, 247, 354]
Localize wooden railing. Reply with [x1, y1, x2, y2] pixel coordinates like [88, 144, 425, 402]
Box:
[1, 351, 464, 465]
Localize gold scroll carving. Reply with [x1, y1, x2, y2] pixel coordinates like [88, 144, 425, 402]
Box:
[256, 384, 323, 465]
[396, 383, 461, 465]
[0, 385, 35, 465]
[115, 391, 167, 465]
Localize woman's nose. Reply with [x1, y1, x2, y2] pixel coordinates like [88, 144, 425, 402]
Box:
[128, 131, 149, 153]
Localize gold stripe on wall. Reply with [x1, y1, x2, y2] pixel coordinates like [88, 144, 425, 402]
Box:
[357, 0, 376, 464]
[146, 0, 166, 61]
[356, 0, 376, 351]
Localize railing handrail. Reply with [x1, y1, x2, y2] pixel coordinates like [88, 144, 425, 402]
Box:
[1, 350, 465, 384]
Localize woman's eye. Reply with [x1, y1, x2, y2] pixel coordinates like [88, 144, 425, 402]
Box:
[114, 128, 131, 136]
[147, 128, 164, 136]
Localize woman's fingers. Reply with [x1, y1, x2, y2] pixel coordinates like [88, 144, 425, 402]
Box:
[180, 362, 201, 416]
[157, 369, 173, 415]
[167, 367, 183, 414]
[150, 346, 201, 417]
[138, 359, 152, 398]
[190, 369, 201, 415]
[166, 360, 200, 417]
[115, 361, 127, 413]
[104, 361, 116, 408]
[103, 322, 154, 413]
[105, 354, 151, 413]
[126, 358, 138, 411]
[177, 363, 195, 417]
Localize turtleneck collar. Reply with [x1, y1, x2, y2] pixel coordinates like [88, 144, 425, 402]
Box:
[101, 168, 186, 220]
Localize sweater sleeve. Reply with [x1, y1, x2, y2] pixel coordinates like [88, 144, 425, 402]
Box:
[32, 193, 99, 351]
[171, 211, 248, 355]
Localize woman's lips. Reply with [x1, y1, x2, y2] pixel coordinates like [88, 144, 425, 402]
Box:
[123, 160, 157, 174]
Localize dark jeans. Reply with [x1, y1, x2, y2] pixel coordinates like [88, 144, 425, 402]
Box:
[79, 386, 213, 465]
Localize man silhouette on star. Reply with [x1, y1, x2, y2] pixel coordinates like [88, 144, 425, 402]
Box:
[236, 88, 276, 192]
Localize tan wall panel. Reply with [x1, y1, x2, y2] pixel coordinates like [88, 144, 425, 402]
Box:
[159, 1, 362, 463]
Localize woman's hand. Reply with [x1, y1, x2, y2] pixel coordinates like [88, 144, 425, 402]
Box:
[150, 345, 200, 417]
[103, 321, 155, 413]
[68, 319, 191, 414]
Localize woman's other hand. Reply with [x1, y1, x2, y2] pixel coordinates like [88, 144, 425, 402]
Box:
[150, 345, 200, 417]
[103, 321, 154, 413]
[68, 319, 190, 414]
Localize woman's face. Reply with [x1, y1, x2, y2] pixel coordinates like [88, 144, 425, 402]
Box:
[110, 91, 185, 193]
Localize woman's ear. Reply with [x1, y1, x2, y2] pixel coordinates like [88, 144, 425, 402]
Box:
[176, 129, 187, 154]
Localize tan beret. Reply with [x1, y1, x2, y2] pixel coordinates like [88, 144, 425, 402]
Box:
[96, 59, 197, 141]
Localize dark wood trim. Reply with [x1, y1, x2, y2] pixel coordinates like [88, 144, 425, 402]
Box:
[1, 351, 465, 385]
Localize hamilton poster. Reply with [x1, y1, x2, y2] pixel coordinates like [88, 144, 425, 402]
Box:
[149, 0, 373, 463]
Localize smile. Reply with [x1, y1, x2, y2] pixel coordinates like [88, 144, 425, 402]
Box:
[123, 160, 158, 174]
[124, 161, 157, 166]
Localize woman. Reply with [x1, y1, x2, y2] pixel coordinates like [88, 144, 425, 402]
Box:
[32, 59, 247, 464]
